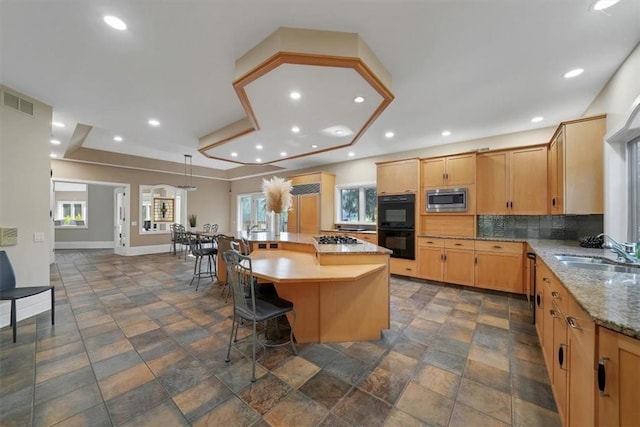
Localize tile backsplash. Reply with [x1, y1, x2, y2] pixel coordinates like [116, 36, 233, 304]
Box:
[477, 215, 603, 240]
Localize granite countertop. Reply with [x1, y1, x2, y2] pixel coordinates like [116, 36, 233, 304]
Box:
[237, 231, 391, 255]
[321, 228, 377, 235]
[527, 239, 640, 340]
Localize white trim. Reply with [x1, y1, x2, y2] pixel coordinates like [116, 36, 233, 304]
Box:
[0, 292, 52, 328]
[125, 244, 171, 256]
[55, 241, 114, 249]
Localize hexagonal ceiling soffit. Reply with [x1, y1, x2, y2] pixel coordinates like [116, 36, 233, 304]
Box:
[198, 27, 394, 166]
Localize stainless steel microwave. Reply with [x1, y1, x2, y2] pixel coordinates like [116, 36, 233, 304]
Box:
[426, 188, 467, 212]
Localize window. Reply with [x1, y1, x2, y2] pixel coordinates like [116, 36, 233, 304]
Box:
[629, 137, 640, 241]
[335, 184, 377, 224]
[139, 185, 183, 234]
[238, 193, 268, 231]
[53, 182, 88, 228]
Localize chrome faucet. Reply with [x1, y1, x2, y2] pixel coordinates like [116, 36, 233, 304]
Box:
[246, 224, 259, 233]
[597, 233, 638, 263]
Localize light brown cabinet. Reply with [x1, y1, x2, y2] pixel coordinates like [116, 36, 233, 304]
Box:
[421, 153, 476, 188]
[474, 241, 524, 293]
[417, 238, 474, 285]
[390, 258, 417, 277]
[598, 327, 640, 427]
[549, 115, 606, 214]
[286, 172, 335, 234]
[376, 158, 419, 195]
[477, 146, 548, 215]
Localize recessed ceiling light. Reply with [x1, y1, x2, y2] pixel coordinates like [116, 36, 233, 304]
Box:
[354, 96, 365, 103]
[289, 91, 301, 100]
[231, 152, 238, 157]
[51, 121, 65, 128]
[563, 68, 584, 79]
[591, 0, 620, 11]
[335, 129, 345, 135]
[148, 119, 160, 126]
[50, 153, 57, 158]
[531, 116, 544, 123]
[385, 131, 394, 138]
[291, 126, 300, 133]
[311, 144, 318, 149]
[280, 151, 287, 156]
[256, 144, 263, 150]
[113, 136, 123, 142]
[104, 15, 127, 31]
[256, 158, 262, 163]
[348, 152, 355, 157]
[50, 139, 61, 145]
[441, 130, 451, 137]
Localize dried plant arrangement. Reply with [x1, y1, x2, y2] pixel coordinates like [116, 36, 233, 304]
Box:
[262, 176, 293, 213]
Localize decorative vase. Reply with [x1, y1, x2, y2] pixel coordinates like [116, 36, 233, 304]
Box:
[274, 212, 282, 236]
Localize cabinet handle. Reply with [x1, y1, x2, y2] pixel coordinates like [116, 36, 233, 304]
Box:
[454, 243, 463, 246]
[551, 291, 560, 299]
[552, 197, 556, 207]
[566, 316, 581, 330]
[536, 293, 542, 307]
[598, 357, 609, 396]
[543, 277, 551, 284]
[443, 254, 447, 262]
[492, 245, 503, 249]
[427, 241, 434, 244]
[549, 309, 559, 318]
[558, 344, 568, 370]
[405, 267, 412, 271]
[510, 201, 513, 208]
[506, 201, 509, 208]
[474, 256, 478, 265]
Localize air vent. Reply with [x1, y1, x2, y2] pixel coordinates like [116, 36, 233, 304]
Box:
[2, 90, 34, 116]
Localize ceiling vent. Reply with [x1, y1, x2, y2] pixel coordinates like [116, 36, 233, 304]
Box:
[2, 90, 34, 116]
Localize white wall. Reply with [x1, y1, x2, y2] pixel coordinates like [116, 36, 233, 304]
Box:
[584, 42, 640, 240]
[0, 86, 53, 326]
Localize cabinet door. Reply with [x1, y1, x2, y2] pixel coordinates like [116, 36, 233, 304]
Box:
[552, 306, 568, 426]
[474, 251, 523, 293]
[446, 154, 476, 187]
[535, 284, 545, 346]
[298, 193, 320, 235]
[444, 249, 474, 286]
[377, 159, 419, 195]
[598, 327, 640, 427]
[417, 246, 443, 281]
[477, 152, 509, 214]
[421, 158, 446, 188]
[510, 147, 548, 214]
[549, 131, 564, 214]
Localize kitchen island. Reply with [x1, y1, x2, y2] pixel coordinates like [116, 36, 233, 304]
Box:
[228, 232, 392, 343]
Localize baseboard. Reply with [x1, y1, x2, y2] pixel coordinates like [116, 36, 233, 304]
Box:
[0, 291, 52, 328]
[55, 241, 114, 249]
[125, 244, 172, 256]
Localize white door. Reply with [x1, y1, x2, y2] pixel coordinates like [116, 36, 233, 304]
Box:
[114, 187, 127, 255]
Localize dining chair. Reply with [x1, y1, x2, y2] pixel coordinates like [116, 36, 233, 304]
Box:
[0, 251, 55, 343]
[222, 249, 296, 382]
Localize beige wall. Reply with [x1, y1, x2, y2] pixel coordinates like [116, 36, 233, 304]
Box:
[584, 42, 640, 240]
[0, 86, 52, 324]
[51, 160, 231, 246]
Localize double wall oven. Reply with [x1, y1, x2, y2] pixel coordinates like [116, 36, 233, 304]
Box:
[377, 194, 415, 260]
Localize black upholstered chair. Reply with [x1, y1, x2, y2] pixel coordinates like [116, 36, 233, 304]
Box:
[223, 249, 296, 382]
[0, 250, 55, 343]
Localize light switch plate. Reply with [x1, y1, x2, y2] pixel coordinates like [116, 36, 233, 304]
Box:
[34, 232, 45, 242]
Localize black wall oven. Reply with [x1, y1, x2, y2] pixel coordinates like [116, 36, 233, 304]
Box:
[378, 194, 416, 260]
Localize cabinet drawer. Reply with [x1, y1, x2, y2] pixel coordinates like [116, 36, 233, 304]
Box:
[418, 237, 445, 247]
[356, 233, 377, 243]
[475, 240, 523, 254]
[390, 258, 417, 276]
[445, 239, 474, 250]
[566, 295, 594, 355]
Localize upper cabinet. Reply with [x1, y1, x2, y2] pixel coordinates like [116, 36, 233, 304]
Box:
[376, 158, 419, 195]
[477, 145, 548, 215]
[421, 153, 476, 188]
[549, 115, 605, 214]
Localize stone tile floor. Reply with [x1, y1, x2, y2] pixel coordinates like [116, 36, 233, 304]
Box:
[0, 249, 561, 426]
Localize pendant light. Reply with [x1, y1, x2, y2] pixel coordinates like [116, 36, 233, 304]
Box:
[177, 154, 197, 191]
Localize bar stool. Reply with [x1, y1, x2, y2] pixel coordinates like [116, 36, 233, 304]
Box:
[188, 232, 217, 290]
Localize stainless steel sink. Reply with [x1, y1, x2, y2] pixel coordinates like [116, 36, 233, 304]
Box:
[554, 255, 615, 264]
[559, 261, 640, 274]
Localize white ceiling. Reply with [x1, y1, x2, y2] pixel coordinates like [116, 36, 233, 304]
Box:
[2, 0, 639, 178]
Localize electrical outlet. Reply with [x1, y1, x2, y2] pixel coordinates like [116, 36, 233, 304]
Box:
[131, 221, 137, 226]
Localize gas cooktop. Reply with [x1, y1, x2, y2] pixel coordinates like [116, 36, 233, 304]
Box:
[315, 235, 362, 245]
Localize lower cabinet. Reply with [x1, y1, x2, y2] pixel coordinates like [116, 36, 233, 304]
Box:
[417, 238, 474, 285]
[390, 258, 417, 277]
[474, 241, 524, 293]
[598, 327, 640, 427]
